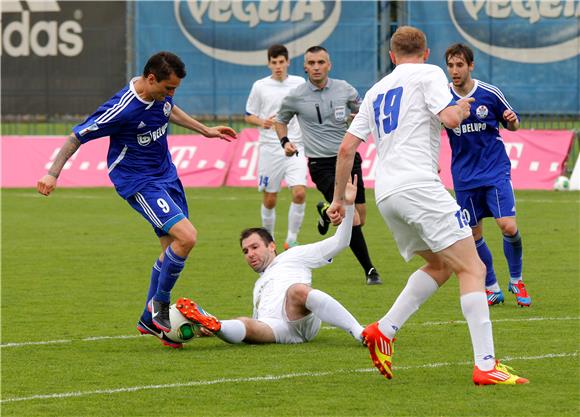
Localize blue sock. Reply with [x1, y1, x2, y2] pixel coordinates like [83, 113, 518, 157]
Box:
[503, 231, 523, 282]
[141, 259, 162, 322]
[475, 237, 497, 288]
[155, 246, 187, 303]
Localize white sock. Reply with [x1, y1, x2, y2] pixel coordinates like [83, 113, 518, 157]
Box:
[305, 289, 363, 341]
[378, 269, 439, 339]
[460, 292, 496, 371]
[216, 320, 247, 344]
[286, 202, 305, 243]
[261, 204, 276, 239]
[487, 282, 501, 292]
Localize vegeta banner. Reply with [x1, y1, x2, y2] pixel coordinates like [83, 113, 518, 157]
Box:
[407, 0, 579, 114]
[134, 0, 377, 116]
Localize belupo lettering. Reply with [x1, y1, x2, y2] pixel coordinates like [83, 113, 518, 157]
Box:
[462, 122, 487, 134]
[137, 123, 168, 146]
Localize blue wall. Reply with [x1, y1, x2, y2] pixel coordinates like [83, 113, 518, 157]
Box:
[407, 1, 579, 114]
[135, 0, 377, 116]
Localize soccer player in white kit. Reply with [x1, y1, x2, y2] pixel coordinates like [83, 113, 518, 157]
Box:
[245, 44, 308, 249]
[328, 27, 528, 385]
[175, 177, 364, 345]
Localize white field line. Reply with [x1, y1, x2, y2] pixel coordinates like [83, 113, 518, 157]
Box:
[1, 351, 577, 404]
[1, 316, 578, 349]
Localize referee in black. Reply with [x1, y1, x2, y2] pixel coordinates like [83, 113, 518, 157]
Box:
[274, 46, 382, 285]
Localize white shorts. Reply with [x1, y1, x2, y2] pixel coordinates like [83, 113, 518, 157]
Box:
[256, 281, 321, 344]
[257, 142, 307, 193]
[377, 184, 472, 262]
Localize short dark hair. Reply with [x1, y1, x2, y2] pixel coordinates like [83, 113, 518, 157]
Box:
[143, 51, 186, 82]
[239, 227, 274, 247]
[268, 44, 288, 61]
[390, 26, 426, 57]
[305, 45, 328, 55]
[445, 43, 474, 66]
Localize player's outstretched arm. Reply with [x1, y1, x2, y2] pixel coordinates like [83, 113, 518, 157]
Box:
[37, 134, 81, 196]
[328, 132, 361, 225]
[170, 105, 237, 141]
[439, 97, 474, 129]
[313, 175, 358, 260]
[245, 114, 275, 129]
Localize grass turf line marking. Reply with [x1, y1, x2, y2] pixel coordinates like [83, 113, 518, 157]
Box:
[2, 316, 578, 349]
[1, 351, 576, 404]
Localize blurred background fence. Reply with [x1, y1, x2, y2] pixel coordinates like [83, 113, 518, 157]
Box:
[1, 0, 579, 173]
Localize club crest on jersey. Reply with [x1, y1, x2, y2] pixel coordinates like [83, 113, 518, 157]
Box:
[452, 126, 461, 136]
[163, 101, 172, 117]
[476, 105, 488, 119]
[137, 132, 152, 146]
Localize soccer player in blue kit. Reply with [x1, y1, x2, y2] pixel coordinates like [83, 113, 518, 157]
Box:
[444, 44, 531, 307]
[37, 52, 237, 348]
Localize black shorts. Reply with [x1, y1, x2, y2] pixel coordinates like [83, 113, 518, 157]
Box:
[307, 152, 365, 204]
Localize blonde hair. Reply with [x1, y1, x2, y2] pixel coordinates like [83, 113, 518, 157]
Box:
[390, 26, 427, 57]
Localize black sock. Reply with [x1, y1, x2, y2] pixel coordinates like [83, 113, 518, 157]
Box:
[350, 225, 374, 273]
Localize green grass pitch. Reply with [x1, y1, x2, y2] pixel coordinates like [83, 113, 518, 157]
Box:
[1, 187, 579, 416]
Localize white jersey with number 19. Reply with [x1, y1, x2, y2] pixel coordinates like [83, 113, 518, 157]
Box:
[348, 63, 454, 204]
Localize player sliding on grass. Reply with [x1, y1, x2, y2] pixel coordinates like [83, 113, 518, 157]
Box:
[176, 176, 364, 345]
[327, 26, 528, 385]
[37, 51, 237, 348]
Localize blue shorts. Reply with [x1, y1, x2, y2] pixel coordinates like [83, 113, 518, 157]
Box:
[127, 180, 189, 237]
[455, 179, 516, 227]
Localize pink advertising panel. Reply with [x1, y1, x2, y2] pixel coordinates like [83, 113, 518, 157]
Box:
[1, 129, 573, 190]
[224, 129, 378, 188]
[439, 130, 574, 189]
[1, 135, 235, 188]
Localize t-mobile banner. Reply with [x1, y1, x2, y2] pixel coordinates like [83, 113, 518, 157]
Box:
[1, 135, 235, 189]
[1, 129, 574, 190]
[223, 129, 377, 188]
[439, 130, 575, 190]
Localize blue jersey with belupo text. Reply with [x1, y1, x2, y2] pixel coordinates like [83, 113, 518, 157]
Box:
[73, 78, 178, 199]
[445, 80, 518, 191]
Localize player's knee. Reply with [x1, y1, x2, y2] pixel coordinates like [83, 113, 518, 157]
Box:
[263, 193, 277, 208]
[287, 284, 310, 305]
[425, 259, 452, 281]
[500, 223, 518, 236]
[291, 187, 306, 204]
[474, 257, 486, 279]
[175, 227, 197, 253]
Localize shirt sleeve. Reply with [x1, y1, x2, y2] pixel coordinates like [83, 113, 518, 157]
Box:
[346, 82, 362, 113]
[276, 93, 297, 124]
[423, 66, 455, 116]
[347, 92, 372, 142]
[73, 102, 125, 143]
[491, 86, 518, 128]
[286, 205, 355, 268]
[245, 82, 261, 116]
